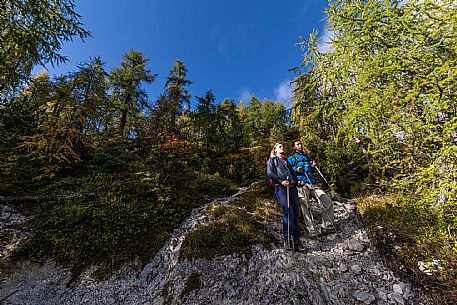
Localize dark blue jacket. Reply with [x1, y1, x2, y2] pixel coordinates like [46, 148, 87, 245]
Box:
[288, 152, 315, 184]
[266, 156, 298, 186]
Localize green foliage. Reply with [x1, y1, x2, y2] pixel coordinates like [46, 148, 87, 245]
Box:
[293, 0, 457, 203]
[233, 181, 281, 221]
[13, 167, 238, 280]
[0, 0, 90, 96]
[292, 2, 457, 297]
[242, 96, 287, 147]
[11, 58, 108, 179]
[179, 182, 276, 263]
[179, 203, 273, 261]
[0, 0, 292, 281]
[149, 60, 192, 137]
[191, 90, 218, 158]
[357, 194, 457, 301]
[109, 50, 156, 137]
[216, 99, 243, 155]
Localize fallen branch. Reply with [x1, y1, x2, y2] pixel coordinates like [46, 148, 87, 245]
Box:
[0, 191, 98, 205]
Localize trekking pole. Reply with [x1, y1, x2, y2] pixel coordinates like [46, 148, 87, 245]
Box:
[314, 165, 349, 214]
[303, 171, 337, 233]
[314, 165, 330, 188]
[286, 177, 291, 249]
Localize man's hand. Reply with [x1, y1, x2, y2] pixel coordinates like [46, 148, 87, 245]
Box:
[311, 160, 316, 167]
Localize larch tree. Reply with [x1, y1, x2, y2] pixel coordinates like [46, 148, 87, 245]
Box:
[216, 98, 243, 155]
[109, 49, 156, 138]
[20, 58, 108, 178]
[193, 90, 217, 158]
[0, 0, 89, 98]
[293, 0, 457, 205]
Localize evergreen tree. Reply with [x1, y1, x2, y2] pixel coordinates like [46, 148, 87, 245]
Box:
[0, 0, 89, 97]
[193, 90, 217, 157]
[242, 96, 287, 146]
[167, 60, 192, 131]
[293, 0, 457, 204]
[216, 98, 243, 155]
[109, 50, 156, 137]
[20, 58, 108, 178]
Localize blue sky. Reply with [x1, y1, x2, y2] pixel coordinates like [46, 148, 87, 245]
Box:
[39, 0, 330, 108]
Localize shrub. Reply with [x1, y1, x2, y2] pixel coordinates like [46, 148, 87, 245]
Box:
[356, 194, 457, 302]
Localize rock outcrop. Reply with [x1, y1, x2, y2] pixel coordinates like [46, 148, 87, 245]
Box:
[0, 187, 433, 304]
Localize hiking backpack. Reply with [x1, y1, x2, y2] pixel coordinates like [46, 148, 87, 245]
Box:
[266, 157, 279, 191]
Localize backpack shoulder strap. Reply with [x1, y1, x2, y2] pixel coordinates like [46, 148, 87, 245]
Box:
[292, 153, 299, 165]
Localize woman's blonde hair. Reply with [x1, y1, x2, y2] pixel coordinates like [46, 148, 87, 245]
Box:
[270, 142, 282, 158]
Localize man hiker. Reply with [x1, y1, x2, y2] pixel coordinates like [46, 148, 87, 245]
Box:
[288, 139, 335, 238]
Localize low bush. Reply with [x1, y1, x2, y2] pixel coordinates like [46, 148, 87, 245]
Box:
[356, 194, 457, 303]
[179, 185, 275, 261]
[11, 170, 238, 281]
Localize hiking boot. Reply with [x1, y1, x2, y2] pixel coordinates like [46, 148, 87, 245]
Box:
[308, 232, 318, 240]
[318, 227, 337, 237]
[283, 240, 292, 250]
[293, 240, 304, 252]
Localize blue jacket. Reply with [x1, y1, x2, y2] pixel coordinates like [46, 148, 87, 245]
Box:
[288, 152, 315, 184]
[266, 156, 298, 186]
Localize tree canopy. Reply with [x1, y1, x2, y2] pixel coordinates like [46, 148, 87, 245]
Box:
[0, 0, 90, 97]
[293, 0, 457, 206]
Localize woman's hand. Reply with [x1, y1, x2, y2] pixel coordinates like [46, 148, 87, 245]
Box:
[281, 180, 290, 187]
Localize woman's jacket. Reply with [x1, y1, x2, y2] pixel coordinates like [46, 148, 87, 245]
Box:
[266, 156, 299, 187]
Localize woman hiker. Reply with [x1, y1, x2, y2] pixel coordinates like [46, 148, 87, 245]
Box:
[266, 142, 302, 252]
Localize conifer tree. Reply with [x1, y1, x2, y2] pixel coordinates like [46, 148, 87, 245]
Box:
[216, 98, 243, 155]
[0, 0, 89, 97]
[193, 90, 217, 157]
[293, 0, 457, 204]
[109, 50, 156, 138]
[149, 60, 192, 138]
[20, 58, 108, 178]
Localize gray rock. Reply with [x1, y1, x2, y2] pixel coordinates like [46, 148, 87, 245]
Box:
[353, 290, 376, 304]
[0, 186, 429, 305]
[351, 264, 362, 274]
[389, 292, 405, 304]
[376, 288, 389, 302]
[347, 240, 365, 252]
[393, 282, 410, 296]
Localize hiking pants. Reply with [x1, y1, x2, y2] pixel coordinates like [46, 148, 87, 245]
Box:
[297, 185, 334, 233]
[275, 185, 300, 243]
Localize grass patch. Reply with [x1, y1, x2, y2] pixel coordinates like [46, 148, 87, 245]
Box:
[10, 171, 238, 281]
[179, 184, 275, 261]
[180, 272, 202, 299]
[356, 193, 457, 302]
[233, 181, 280, 221]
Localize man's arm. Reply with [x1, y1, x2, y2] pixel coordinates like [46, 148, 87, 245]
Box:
[288, 155, 298, 172]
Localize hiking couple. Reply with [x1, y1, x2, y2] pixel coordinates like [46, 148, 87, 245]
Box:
[266, 139, 335, 252]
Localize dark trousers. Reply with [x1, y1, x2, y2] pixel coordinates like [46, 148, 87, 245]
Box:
[275, 185, 300, 242]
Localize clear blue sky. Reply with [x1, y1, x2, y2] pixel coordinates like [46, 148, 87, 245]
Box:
[39, 0, 330, 108]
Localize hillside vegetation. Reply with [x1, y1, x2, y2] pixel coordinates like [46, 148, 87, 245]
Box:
[1, 0, 455, 298]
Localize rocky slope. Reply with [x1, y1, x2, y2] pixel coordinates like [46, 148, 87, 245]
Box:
[0, 187, 434, 305]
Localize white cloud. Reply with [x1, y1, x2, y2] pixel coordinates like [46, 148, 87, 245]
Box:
[239, 88, 253, 103]
[210, 26, 233, 63]
[274, 80, 293, 108]
[317, 26, 334, 53]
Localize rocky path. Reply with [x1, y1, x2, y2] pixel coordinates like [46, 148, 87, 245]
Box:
[0, 187, 433, 305]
